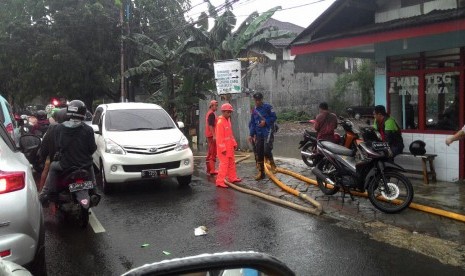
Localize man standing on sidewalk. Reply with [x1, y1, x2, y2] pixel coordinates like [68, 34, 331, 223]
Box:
[314, 102, 338, 142]
[248, 92, 277, 180]
[205, 100, 218, 175]
[215, 103, 241, 188]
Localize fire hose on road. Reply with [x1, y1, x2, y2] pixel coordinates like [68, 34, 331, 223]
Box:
[275, 165, 465, 223]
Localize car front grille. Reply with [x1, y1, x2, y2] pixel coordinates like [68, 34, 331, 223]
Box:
[122, 161, 181, 172]
[123, 143, 177, 155]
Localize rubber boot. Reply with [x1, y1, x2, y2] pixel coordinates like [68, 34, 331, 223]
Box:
[254, 162, 265, 181]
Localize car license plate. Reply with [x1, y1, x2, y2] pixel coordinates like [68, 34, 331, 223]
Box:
[141, 168, 167, 178]
[68, 181, 94, 192]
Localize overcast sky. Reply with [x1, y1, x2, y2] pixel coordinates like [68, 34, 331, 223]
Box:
[186, 0, 336, 29]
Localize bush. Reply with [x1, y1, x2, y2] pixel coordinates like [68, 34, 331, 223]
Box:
[277, 109, 311, 123]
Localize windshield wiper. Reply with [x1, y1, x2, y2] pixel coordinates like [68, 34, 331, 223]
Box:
[125, 127, 155, 131]
[155, 126, 174, 130]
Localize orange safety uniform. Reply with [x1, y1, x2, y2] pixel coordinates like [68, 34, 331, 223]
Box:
[215, 115, 239, 186]
[205, 109, 218, 174]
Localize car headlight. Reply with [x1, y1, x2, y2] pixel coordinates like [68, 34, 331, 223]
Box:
[175, 136, 190, 151]
[105, 138, 126, 154]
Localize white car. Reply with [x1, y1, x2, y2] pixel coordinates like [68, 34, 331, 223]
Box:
[91, 103, 194, 193]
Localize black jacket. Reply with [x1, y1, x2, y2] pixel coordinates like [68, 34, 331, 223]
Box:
[54, 123, 97, 169]
[40, 123, 59, 163]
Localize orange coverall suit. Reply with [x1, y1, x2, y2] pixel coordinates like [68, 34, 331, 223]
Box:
[205, 109, 217, 174]
[215, 115, 238, 186]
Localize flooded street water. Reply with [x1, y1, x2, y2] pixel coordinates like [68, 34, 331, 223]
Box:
[272, 134, 303, 159]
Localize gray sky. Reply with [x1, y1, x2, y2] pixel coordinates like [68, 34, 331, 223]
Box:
[187, 0, 336, 29]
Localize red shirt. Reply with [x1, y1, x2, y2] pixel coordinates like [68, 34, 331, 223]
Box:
[314, 111, 338, 141]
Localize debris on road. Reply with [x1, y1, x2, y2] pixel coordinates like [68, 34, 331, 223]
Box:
[194, 226, 208, 236]
[163, 251, 171, 255]
[141, 244, 150, 248]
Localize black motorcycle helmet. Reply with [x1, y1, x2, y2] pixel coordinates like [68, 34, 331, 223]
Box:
[66, 100, 87, 120]
[35, 110, 47, 121]
[252, 92, 264, 100]
[409, 140, 426, 156]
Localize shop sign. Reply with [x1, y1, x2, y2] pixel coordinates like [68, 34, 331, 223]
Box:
[389, 76, 418, 96]
[425, 72, 459, 95]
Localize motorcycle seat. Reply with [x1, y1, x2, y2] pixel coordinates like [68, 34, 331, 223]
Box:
[320, 141, 355, 157]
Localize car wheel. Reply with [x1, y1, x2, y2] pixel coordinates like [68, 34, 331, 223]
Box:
[100, 160, 112, 195]
[177, 175, 192, 186]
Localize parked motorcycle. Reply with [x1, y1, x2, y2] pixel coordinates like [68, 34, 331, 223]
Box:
[311, 127, 414, 213]
[299, 117, 359, 167]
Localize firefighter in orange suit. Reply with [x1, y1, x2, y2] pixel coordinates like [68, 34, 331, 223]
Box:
[215, 103, 242, 188]
[205, 100, 219, 175]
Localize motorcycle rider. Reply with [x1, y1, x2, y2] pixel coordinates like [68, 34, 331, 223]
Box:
[248, 92, 277, 180]
[38, 100, 97, 205]
[37, 108, 67, 191]
[31, 110, 50, 137]
[373, 105, 404, 157]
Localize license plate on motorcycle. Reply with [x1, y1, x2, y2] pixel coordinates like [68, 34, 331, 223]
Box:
[68, 181, 94, 192]
[141, 168, 167, 178]
[372, 142, 390, 151]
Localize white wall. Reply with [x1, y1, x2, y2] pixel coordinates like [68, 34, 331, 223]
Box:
[396, 133, 459, 182]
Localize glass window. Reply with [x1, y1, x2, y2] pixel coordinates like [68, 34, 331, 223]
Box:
[389, 76, 419, 129]
[425, 72, 460, 130]
[105, 109, 175, 131]
[425, 48, 461, 69]
[388, 53, 421, 72]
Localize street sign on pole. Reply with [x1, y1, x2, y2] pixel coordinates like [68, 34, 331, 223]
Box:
[213, 60, 242, 95]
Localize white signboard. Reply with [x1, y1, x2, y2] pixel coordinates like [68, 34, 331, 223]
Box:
[214, 60, 242, 94]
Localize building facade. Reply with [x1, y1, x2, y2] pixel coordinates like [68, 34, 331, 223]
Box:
[290, 0, 465, 181]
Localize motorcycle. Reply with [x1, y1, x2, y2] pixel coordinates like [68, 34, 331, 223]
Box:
[311, 127, 414, 213]
[19, 136, 100, 227]
[299, 117, 359, 167]
[49, 167, 101, 228]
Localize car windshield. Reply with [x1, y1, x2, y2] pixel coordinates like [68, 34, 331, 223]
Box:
[105, 109, 175, 131]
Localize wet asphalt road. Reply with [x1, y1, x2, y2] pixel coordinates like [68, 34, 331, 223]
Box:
[44, 161, 464, 276]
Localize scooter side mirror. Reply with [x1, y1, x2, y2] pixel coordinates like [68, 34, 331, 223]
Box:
[366, 119, 371, 125]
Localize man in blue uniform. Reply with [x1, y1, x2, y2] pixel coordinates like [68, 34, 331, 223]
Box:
[248, 92, 277, 180]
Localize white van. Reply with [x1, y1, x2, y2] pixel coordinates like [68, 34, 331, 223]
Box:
[91, 103, 194, 194]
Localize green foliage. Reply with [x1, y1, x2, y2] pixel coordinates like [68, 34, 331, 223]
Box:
[277, 109, 311, 123]
[331, 59, 375, 110]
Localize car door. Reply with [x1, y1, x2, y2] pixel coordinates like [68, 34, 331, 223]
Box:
[92, 107, 105, 168]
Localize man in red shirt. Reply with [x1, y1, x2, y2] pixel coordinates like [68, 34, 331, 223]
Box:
[314, 102, 338, 142]
[205, 100, 218, 175]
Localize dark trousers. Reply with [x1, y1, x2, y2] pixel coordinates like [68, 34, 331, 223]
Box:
[255, 134, 274, 162]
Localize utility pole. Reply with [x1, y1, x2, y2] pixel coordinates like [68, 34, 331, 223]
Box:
[120, 3, 126, 102]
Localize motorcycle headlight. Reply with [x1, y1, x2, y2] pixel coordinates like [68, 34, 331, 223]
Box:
[175, 136, 190, 151]
[105, 138, 126, 154]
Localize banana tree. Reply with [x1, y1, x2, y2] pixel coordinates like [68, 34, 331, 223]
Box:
[124, 33, 196, 120]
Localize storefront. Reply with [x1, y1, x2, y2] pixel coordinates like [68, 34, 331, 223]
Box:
[290, 0, 465, 181]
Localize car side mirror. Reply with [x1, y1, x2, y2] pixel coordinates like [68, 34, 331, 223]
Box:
[122, 252, 295, 276]
[177, 121, 185, 129]
[91, 124, 101, 134]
